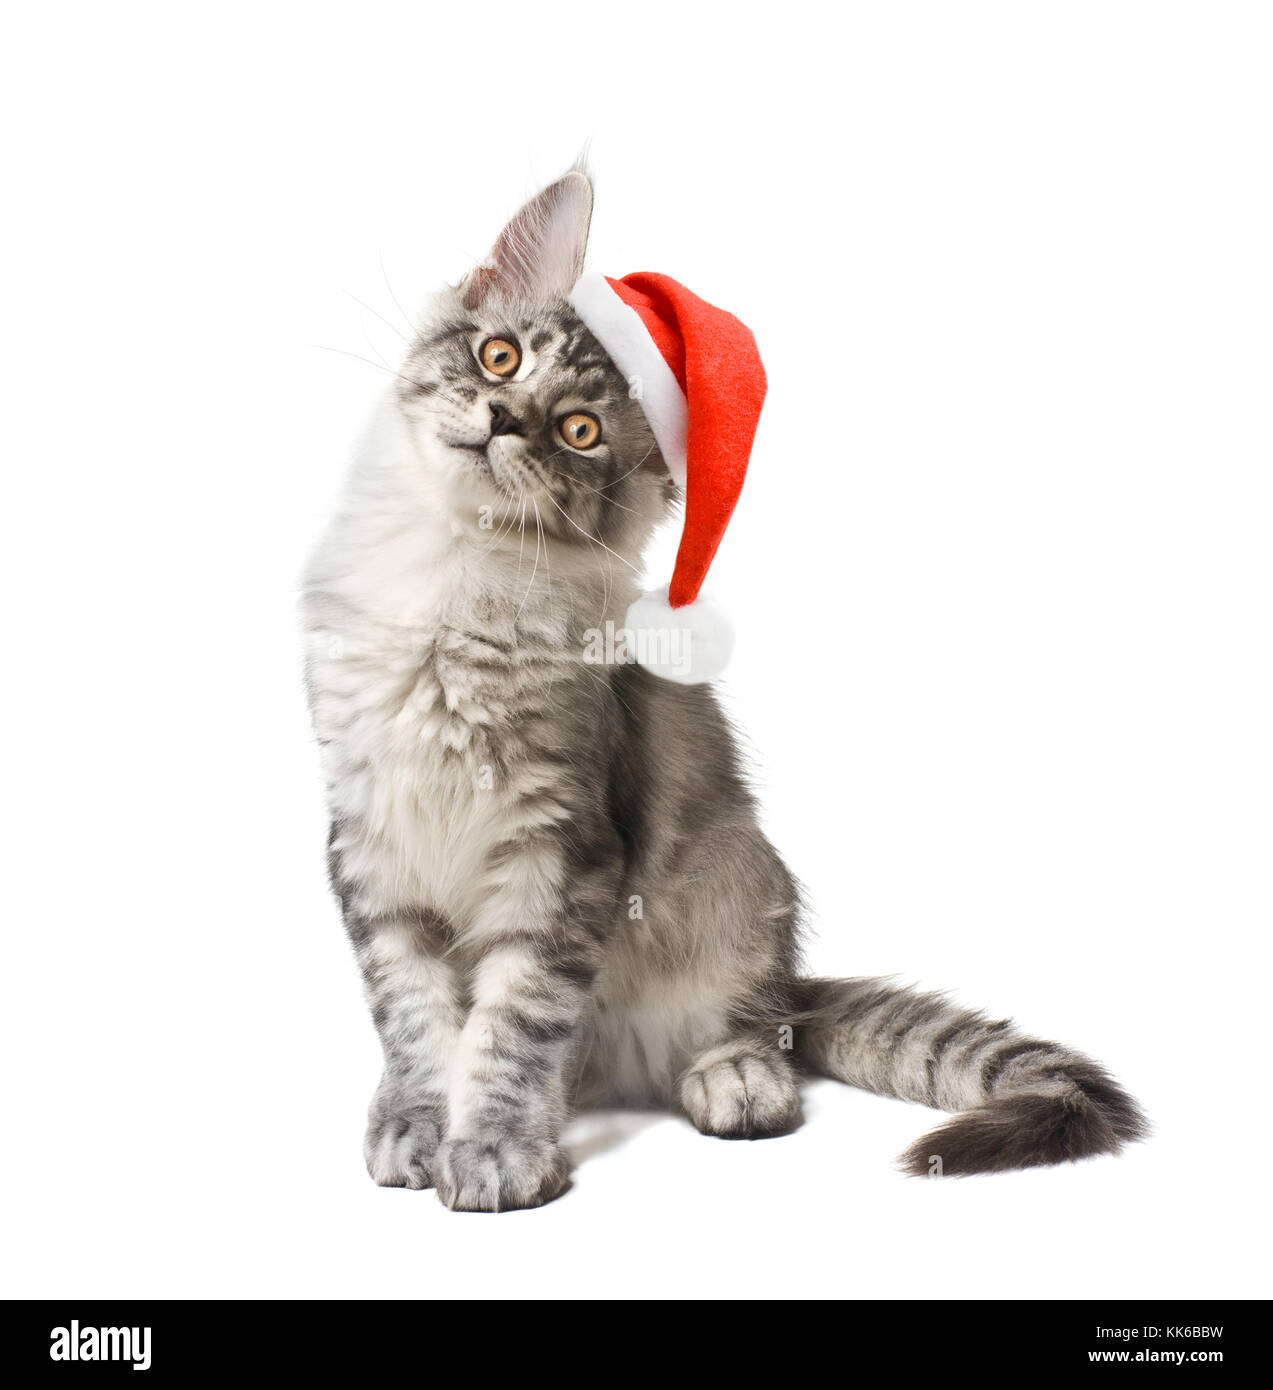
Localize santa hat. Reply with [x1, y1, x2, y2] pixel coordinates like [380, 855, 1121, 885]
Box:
[568, 271, 766, 684]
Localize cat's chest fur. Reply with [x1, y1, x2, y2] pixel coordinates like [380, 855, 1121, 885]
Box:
[305, 525, 563, 901]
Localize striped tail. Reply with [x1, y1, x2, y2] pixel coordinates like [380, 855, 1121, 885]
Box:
[793, 977, 1148, 1176]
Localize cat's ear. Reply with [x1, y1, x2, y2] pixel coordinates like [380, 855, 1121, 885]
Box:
[461, 170, 593, 309]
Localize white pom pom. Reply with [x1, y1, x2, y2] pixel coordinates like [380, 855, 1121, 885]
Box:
[623, 588, 733, 684]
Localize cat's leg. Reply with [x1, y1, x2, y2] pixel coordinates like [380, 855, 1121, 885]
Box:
[434, 848, 616, 1213]
[679, 1035, 802, 1139]
[350, 909, 464, 1190]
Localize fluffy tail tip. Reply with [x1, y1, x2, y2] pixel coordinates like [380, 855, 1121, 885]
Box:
[898, 1078, 1149, 1179]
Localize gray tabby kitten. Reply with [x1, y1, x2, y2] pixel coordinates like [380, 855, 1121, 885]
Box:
[302, 171, 1146, 1211]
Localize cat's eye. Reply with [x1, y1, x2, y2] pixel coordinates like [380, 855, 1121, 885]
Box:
[559, 413, 602, 450]
[480, 337, 520, 378]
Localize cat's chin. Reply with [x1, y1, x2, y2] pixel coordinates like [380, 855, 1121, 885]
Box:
[436, 450, 522, 535]
[451, 442, 495, 482]
[448, 437, 544, 513]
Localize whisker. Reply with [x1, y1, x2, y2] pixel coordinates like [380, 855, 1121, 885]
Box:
[604, 442, 661, 489]
[312, 345, 471, 414]
[516, 500, 543, 621]
[343, 288, 412, 344]
[569, 474, 641, 515]
[379, 253, 417, 335]
[540, 489, 641, 574]
[476, 491, 523, 555]
[312, 344, 436, 398]
[538, 498, 555, 606]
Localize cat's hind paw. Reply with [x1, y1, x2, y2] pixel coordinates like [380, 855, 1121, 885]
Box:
[680, 1043, 802, 1139]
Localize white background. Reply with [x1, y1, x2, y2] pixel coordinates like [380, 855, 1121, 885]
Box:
[2, 2, 1270, 1300]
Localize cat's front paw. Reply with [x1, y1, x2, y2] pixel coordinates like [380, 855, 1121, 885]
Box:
[434, 1133, 569, 1212]
[364, 1103, 443, 1190]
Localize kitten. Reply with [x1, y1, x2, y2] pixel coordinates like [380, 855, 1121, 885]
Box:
[302, 170, 1146, 1210]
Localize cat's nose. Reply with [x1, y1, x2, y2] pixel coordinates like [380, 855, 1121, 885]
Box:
[488, 401, 525, 439]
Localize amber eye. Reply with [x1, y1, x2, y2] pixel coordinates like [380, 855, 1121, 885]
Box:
[559, 412, 602, 450]
[480, 337, 520, 377]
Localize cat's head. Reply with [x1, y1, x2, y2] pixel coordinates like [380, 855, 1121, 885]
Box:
[393, 171, 673, 558]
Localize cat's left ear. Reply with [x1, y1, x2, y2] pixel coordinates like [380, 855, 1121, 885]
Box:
[461, 171, 593, 309]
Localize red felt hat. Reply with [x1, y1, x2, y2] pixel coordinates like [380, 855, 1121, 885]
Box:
[569, 271, 767, 683]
